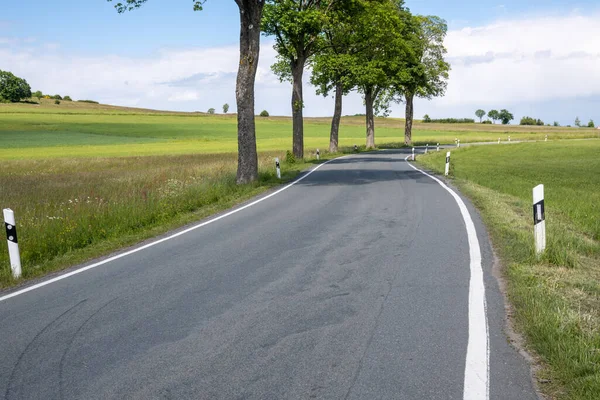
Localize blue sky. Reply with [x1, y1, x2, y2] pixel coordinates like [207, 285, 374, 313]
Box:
[2, 0, 600, 125]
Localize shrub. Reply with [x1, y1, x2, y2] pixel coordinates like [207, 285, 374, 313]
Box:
[77, 100, 99, 104]
[520, 116, 545, 126]
[260, 110, 270, 117]
[207, 108, 215, 114]
[54, 99, 61, 105]
[0, 70, 32, 102]
[481, 120, 492, 124]
[285, 150, 296, 164]
[63, 96, 72, 101]
[423, 117, 475, 124]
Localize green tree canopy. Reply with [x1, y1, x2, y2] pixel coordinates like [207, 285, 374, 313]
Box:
[475, 109, 486, 122]
[487, 109, 499, 124]
[498, 109, 514, 125]
[0, 70, 32, 103]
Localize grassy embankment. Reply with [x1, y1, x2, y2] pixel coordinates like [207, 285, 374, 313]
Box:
[0, 100, 597, 289]
[417, 141, 600, 400]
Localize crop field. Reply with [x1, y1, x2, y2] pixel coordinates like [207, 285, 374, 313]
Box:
[417, 141, 600, 399]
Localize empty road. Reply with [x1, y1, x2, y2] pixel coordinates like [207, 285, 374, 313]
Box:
[0, 150, 538, 399]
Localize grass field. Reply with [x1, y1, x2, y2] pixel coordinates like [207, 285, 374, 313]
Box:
[2, 99, 598, 160]
[417, 141, 600, 400]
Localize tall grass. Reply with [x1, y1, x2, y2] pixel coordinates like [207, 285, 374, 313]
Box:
[0, 152, 325, 287]
[417, 141, 600, 399]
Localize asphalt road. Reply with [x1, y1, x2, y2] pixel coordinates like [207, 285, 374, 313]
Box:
[0, 150, 538, 400]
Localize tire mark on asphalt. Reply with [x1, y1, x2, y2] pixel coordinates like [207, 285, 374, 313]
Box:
[59, 297, 120, 400]
[5, 299, 87, 400]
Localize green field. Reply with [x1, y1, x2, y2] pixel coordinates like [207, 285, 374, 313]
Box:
[417, 141, 600, 400]
[2, 100, 598, 160]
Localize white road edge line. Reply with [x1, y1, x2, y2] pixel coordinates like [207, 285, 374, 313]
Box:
[405, 155, 490, 400]
[0, 155, 350, 303]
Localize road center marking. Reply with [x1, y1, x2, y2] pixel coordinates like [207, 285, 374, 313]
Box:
[0, 155, 349, 303]
[405, 154, 490, 400]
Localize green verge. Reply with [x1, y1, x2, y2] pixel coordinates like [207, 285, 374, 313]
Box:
[416, 141, 600, 400]
[0, 147, 367, 289]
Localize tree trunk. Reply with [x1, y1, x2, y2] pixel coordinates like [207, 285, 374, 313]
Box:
[235, 1, 264, 184]
[329, 81, 343, 153]
[404, 92, 414, 146]
[365, 87, 375, 149]
[291, 58, 305, 159]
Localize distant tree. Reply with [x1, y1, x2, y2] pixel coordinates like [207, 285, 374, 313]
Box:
[487, 109, 499, 124]
[575, 116, 581, 127]
[0, 70, 32, 102]
[32, 90, 43, 100]
[260, 110, 269, 117]
[223, 103, 229, 114]
[520, 116, 544, 126]
[207, 108, 216, 114]
[588, 119, 595, 128]
[423, 114, 431, 123]
[52, 94, 63, 100]
[63, 95, 73, 101]
[498, 109, 514, 125]
[475, 109, 486, 123]
[553, 121, 560, 127]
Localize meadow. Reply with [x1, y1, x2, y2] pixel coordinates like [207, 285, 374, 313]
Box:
[417, 141, 600, 400]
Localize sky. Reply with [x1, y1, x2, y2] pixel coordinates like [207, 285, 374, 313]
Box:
[1, 0, 600, 125]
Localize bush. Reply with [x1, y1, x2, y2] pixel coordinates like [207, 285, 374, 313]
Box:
[54, 99, 61, 105]
[520, 116, 545, 126]
[77, 100, 99, 104]
[0, 70, 32, 102]
[481, 120, 492, 124]
[285, 150, 296, 164]
[207, 108, 215, 114]
[63, 96, 72, 101]
[260, 110, 270, 117]
[423, 118, 475, 124]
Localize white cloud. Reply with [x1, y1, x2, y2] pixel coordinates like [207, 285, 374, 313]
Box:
[1, 10, 600, 123]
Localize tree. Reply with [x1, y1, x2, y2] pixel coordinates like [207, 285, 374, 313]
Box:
[575, 116, 581, 127]
[0, 70, 32, 103]
[498, 109, 513, 125]
[262, 0, 346, 158]
[310, 1, 363, 153]
[487, 109, 499, 124]
[53, 94, 63, 100]
[223, 103, 230, 114]
[208, 108, 216, 114]
[344, 0, 417, 148]
[553, 121, 560, 127]
[108, 0, 264, 184]
[260, 110, 269, 117]
[588, 119, 595, 128]
[422, 114, 431, 122]
[475, 109, 486, 123]
[397, 14, 449, 145]
[64, 95, 73, 101]
[32, 90, 43, 100]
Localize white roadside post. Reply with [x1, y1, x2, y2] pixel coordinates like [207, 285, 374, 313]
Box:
[316, 149, 320, 160]
[457, 139, 461, 148]
[412, 147, 415, 161]
[444, 152, 451, 176]
[545, 135, 548, 142]
[437, 143, 440, 152]
[3, 208, 22, 279]
[275, 157, 281, 179]
[508, 135, 511, 142]
[425, 144, 429, 154]
[533, 184, 546, 256]
[354, 144, 358, 152]
[498, 138, 500, 144]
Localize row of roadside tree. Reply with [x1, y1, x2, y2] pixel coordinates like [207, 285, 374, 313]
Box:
[110, 0, 451, 184]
